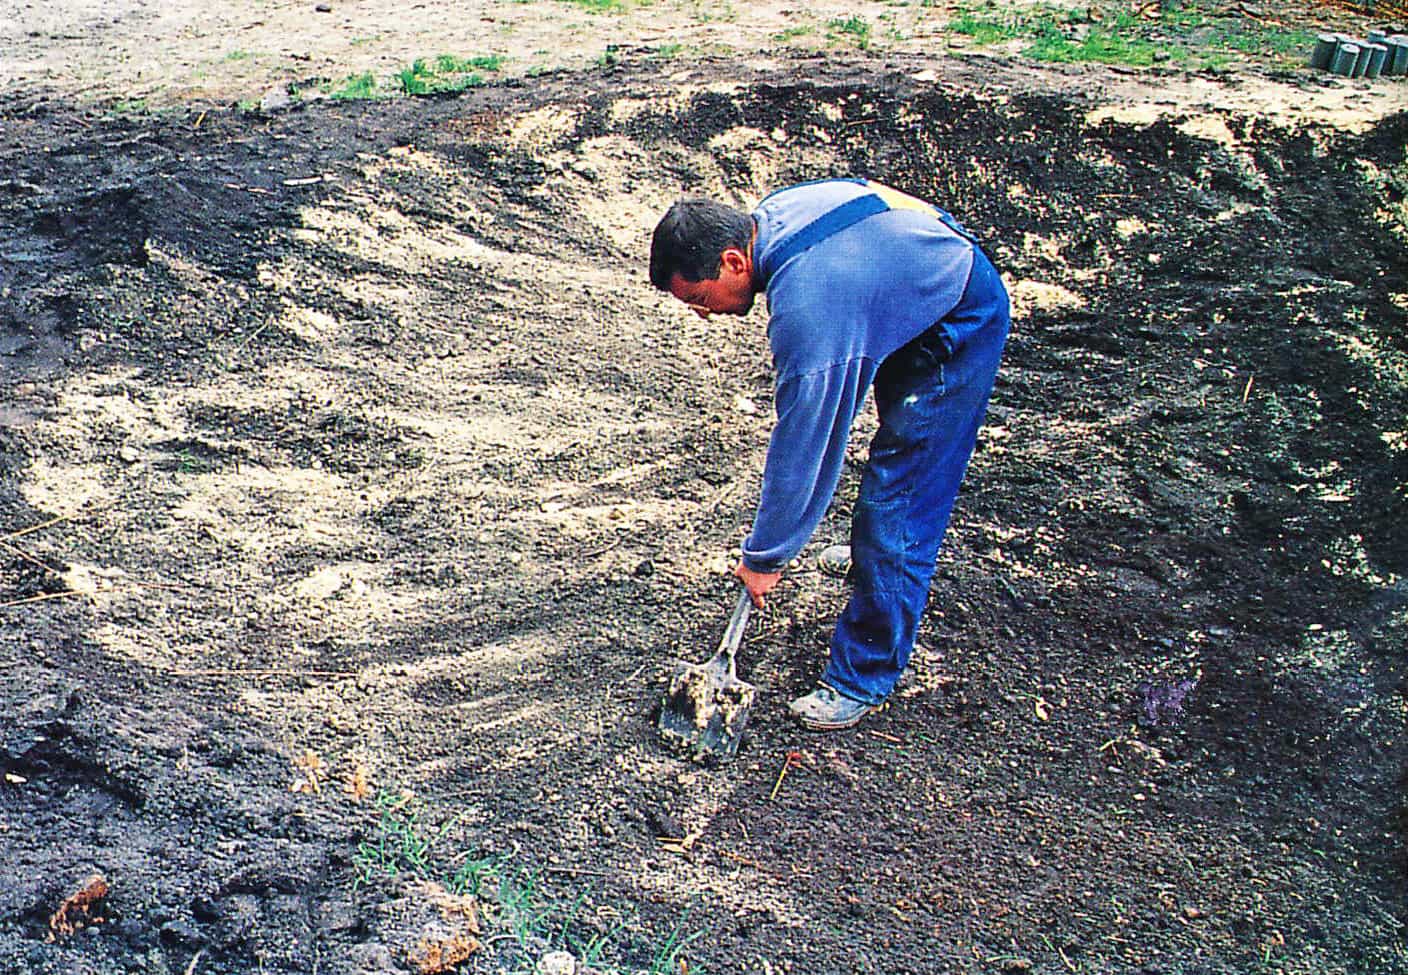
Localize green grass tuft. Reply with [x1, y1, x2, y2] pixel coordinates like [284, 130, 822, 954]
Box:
[435, 52, 507, 73]
[827, 14, 873, 48]
[1026, 24, 1163, 66]
[330, 71, 379, 100]
[948, 10, 1023, 44]
[774, 24, 815, 41]
[397, 54, 504, 95]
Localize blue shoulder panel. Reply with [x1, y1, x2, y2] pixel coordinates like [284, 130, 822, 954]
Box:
[758, 193, 889, 280]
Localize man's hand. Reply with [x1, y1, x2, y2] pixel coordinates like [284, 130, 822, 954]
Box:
[734, 561, 781, 608]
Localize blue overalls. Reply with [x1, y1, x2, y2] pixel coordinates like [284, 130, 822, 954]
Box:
[826, 249, 1008, 704]
[752, 180, 1010, 705]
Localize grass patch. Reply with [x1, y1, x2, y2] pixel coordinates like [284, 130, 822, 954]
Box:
[352, 790, 708, 974]
[1026, 22, 1163, 65]
[775, 24, 816, 41]
[106, 98, 152, 116]
[947, 0, 1317, 68]
[1209, 22, 1316, 56]
[827, 14, 873, 48]
[353, 791, 461, 887]
[435, 52, 507, 73]
[398, 54, 503, 95]
[948, 9, 1030, 44]
[329, 71, 379, 100]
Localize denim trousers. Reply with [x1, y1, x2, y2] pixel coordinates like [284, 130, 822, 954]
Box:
[822, 252, 1010, 705]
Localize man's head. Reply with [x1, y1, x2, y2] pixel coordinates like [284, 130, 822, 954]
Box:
[649, 198, 756, 318]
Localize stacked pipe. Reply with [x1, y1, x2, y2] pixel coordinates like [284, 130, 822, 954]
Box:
[1310, 29, 1408, 78]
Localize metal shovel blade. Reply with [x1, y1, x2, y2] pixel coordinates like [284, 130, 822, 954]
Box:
[658, 588, 757, 761]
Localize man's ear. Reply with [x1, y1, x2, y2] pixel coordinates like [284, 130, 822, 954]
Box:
[719, 247, 750, 276]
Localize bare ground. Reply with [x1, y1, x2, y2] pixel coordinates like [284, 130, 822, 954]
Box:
[2, 4, 1407, 975]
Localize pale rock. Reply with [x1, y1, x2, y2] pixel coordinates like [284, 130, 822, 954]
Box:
[537, 951, 577, 975]
[294, 566, 345, 600]
[61, 564, 99, 597]
[260, 87, 293, 112]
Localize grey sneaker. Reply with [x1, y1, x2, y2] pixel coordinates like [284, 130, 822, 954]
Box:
[817, 544, 852, 578]
[788, 684, 880, 731]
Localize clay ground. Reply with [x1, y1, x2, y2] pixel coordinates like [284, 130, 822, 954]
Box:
[2, 2, 1408, 974]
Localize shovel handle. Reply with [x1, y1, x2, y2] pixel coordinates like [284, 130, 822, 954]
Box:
[716, 586, 752, 675]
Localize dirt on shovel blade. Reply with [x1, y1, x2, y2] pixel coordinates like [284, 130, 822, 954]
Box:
[658, 660, 757, 760]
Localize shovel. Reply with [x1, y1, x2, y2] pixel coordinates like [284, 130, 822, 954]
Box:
[657, 586, 757, 761]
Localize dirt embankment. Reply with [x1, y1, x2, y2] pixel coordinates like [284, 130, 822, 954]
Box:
[2, 43, 1407, 975]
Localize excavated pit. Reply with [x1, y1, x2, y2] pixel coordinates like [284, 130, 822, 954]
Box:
[2, 60, 1406, 975]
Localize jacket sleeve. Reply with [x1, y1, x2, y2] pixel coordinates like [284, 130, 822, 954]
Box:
[741, 358, 876, 573]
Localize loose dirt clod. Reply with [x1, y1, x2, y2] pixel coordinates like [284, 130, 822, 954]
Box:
[415, 881, 483, 934]
[47, 874, 109, 941]
[408, 931, 481, 974]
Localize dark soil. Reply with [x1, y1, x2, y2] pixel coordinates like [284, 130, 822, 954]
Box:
[2, 51, 1406, 975]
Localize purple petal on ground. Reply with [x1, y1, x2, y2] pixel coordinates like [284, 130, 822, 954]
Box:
[1136, 677, 1198, 727]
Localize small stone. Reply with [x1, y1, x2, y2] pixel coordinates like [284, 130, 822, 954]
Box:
[159, 919, 207, 948]
[119, 445, 139, 463]
[818, 544, 852, 578]
[293, 566, 345, 600]
[315, 3, 333, 11]
[537, 950, 577, 975]
[259, 87, 293, 112]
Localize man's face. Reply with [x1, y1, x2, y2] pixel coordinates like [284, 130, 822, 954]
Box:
[667, 247, 754, 319]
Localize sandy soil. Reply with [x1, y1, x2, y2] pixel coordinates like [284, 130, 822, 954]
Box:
[2, 3, 1407, 975]
[2, 0, 1406, 127]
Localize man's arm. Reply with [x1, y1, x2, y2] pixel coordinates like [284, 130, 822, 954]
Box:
[738, 357, 876, 603]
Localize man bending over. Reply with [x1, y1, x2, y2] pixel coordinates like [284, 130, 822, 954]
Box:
[649, 179, 1010, 730]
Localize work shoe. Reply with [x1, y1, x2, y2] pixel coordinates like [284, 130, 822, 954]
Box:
[817, 544, 852, 578]
[788, 684, 880, 731]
